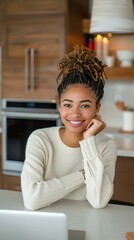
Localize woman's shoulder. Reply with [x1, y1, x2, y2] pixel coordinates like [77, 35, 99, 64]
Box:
[26, 127, 61, 148]
[30, 126, 60, 138]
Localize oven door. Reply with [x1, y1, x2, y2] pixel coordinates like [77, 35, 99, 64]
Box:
[2, 111, 60, 175]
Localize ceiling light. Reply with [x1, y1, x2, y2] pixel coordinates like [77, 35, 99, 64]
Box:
[89, 0, 134, 34]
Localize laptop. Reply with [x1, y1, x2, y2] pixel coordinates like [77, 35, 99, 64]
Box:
[0, 209, 86, 240]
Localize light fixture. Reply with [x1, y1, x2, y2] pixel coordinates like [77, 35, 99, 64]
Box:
[89, 0, 134, 34]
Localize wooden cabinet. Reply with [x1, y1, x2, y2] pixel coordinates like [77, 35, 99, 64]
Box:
[1, 0, 67, 100]
[112, 156, 134, 204]
[0, 134, 2, 189]
[2, 175, 21, 191]
[3, 0, 66, 15]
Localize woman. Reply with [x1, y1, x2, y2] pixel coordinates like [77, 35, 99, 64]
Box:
[21, 45, 117, 210]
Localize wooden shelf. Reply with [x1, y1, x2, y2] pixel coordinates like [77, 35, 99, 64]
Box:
[105, 67, 134, 80]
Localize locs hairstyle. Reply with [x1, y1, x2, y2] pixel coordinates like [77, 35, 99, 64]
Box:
[56, 45, 107, 104]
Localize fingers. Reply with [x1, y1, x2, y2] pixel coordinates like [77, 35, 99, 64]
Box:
[83, 116, 106, 139]
[95, 113, 102, 120]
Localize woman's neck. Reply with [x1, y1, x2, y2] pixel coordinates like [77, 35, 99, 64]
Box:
[59, 127, 83, 148]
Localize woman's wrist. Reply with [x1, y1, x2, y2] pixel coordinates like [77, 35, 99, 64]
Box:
[79, 169, 86, 180]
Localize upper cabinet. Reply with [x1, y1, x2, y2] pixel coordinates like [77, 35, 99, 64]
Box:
[1, 0, 134, 102]
[1, 0, 67, 100]
[3, 0, 66, 15]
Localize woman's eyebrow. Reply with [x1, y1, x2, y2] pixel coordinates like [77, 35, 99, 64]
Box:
[62, 99, 72, 103]
[80, 100, 92, 103]
[62, 99, 92, 103]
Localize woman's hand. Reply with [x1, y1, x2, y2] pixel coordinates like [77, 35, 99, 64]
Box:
[83, 114, 106, 139]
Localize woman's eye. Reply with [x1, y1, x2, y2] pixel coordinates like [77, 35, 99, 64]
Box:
[81, 104, 90, 109]
[63, 103, 72, 108]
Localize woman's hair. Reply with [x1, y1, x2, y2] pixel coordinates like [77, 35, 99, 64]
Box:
[56, 45, 107, 104]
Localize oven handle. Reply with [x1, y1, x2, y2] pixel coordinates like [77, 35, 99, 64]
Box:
[25, 48, 30, 91]
[30, 48, 35, 91]
[1, 111, 60, 119]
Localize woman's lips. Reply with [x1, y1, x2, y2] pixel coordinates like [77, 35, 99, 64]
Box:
[68, 120, 84, 126]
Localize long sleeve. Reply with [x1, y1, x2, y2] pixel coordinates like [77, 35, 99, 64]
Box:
[80, 134, 117, 209]
[21, 129, 85, 210]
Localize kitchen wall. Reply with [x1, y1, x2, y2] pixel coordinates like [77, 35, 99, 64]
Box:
[100, 35, 134, 128]
[100, 80, 134, 128]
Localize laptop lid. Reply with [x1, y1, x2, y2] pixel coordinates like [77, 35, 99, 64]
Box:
[0, 209, 68, 240]
[0, 209, 86, 240]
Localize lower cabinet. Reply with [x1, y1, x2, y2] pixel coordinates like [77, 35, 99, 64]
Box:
[0, 134, 2, 189]
[2, 175, 21, 192]
[112, 156, 134, 204]
[0, 164, 2, 189]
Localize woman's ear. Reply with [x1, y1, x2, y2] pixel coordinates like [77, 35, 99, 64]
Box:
[58, 103, 61, 114]
[96, 103, 101, 113]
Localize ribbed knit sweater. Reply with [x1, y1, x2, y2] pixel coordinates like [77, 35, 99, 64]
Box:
[21, 127, 117, 210]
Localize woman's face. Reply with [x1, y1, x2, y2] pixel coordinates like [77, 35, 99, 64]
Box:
[59, 84, 100, 134]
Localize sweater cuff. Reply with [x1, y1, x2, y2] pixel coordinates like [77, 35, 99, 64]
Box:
[60, 171, 84, 193]
[80, 136, 99, 159]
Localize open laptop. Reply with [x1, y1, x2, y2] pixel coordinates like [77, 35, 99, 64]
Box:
[0, 209, 86, 240]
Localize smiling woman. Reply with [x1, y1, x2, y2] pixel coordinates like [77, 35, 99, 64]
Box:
[58, 85, 101, 145]
[21, 45, 117, 211]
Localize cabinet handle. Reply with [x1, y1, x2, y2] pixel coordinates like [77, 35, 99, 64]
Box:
[30, 48, 35, 91]
[25, 48, 30, 91]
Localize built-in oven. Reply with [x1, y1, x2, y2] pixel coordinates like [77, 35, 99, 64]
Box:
[1, 99, 61, 176]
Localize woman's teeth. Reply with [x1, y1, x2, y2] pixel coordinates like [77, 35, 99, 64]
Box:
[70, 121, 82, 125]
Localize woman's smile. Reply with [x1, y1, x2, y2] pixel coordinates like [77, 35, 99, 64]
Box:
[68, 119, 84, 127]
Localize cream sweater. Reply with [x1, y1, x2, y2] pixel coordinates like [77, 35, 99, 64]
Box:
[21, 127, 117, 210]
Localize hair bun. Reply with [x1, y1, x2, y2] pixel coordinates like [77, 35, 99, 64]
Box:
[57, 45, 107, 84]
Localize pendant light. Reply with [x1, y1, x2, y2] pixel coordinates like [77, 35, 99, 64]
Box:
[89, 0, 134, 34]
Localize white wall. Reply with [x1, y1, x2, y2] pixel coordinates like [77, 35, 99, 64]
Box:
[100, 80, 134, 128]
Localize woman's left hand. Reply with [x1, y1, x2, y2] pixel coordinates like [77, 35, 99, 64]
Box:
[83, 114, 106, 139]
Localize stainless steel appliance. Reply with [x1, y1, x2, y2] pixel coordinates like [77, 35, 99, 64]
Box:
[2, 99, 61, 176]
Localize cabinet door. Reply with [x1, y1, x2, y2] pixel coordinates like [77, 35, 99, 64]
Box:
[4, 0, 66, 15]
[2, 175, 21, 191]
[2, 15, 66, 99]
[112, 156, 134, 204]
[0, 134, 2, 189]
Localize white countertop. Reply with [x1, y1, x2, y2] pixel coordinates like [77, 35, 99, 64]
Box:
[103, 127, 134, 157]
[0, 190, 134, 240]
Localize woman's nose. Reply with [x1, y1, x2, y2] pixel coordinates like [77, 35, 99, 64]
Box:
[70, 107, 81, 116]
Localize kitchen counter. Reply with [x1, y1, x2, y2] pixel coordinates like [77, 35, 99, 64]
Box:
[0, 189, 134, 240]
[103, 127, 134, 157]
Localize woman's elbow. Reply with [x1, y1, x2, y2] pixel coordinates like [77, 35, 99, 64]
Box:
[86, 191, 113, 209]
[22, 194, 51, 211]
[89, 200, 108, 209]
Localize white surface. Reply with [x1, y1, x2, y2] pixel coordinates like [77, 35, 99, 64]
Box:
[0, 209, 68, 240]
[103, 127, 134, 157]
[122, 111, 134, 131]
[89, 0, 134, 33]
[0, 190, 134, 240]
[105, 56, 115, 67]
[100, 81, 134, 128]
[116, 50, 134, 67]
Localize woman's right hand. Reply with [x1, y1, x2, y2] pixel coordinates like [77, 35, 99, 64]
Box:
[83, 114, 106, 139]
